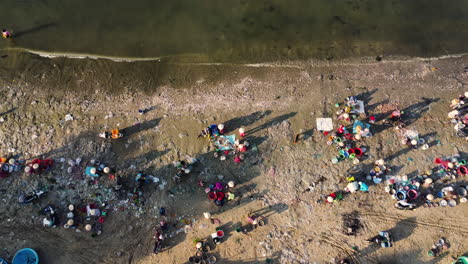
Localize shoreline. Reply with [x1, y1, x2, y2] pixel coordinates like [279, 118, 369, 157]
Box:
[2, 46, 468, 67]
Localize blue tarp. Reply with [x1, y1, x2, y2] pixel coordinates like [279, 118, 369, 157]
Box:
[214, 135, 236, 151]
[352, 120, 371, 134]
[85, 167, 99, 178]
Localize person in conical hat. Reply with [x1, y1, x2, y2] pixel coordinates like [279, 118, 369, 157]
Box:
[67, 219, 74, 226]
[203, 212, 211, 219]
[24, 166, 31, 173]
[103, 167, 110, 173]
[32, 163, 39, 170]
[238, 144, 247, 152]
[239, 128, 246, 137]
[85, 224, 92, 231]
[90, 209, 97, 216]
[376, 159, 385, 166]
[448, 110, 459, 118]
[217, 124, 225, 134]
[90, 168, 97, 175]
[347, 181, 359, 193]
[8, 159, 15, 165]
[68, 204, 74, 211]
[227, 181, 235, 188]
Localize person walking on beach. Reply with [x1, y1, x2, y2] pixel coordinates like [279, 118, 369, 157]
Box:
[2, 29, 12, 39]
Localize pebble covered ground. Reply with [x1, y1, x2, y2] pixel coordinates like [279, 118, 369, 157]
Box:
[0, 53, 467, 264]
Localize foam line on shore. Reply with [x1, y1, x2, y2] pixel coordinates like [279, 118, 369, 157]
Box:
[2, 47, 467, 68]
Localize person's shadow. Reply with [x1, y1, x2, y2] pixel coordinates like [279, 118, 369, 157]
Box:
[223, 111, 272, 133]
[246, 112, 297, 135]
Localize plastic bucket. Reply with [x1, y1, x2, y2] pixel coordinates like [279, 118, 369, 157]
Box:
[396, 191, 406, 201]
[457, 166, 467, 175]
[456, 187, 467, 197]
[354, 148, 363, 156]
[202, 244, 211, 253]
[338, 154, 346, 161]
[208, 192, 216, 200]
[407, 189, 418, 200]
[12, 248, 39, 264]
[208, 256, 217, 264]
[439, 199, 447, 207]
[347, 148, 355, 154]
[348, 153, 356, 159]
[448, 199, 457, 207]
[436, 191, 444, 198]
[434, 158, 443, 164]
[216, 230, 225, 238]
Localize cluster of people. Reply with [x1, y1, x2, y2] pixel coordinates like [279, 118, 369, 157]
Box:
[99, 129, 123, 139]
[335, 96, 365, 122]
[85, 161, 112, 178]
[62, 203, 107, 235]
[204, 181, 236, 207]
[24, 158, 53, 175]
[326, 126, 367, 165]
[0, 157, 21, 178]
[323, 93, 468, 213]
[199, 123, 250, 163]
[382, 155, 468, 210]
[326, 96, 375, 165]
[367, 159, 391, 184]
[448, 92, 468, 139]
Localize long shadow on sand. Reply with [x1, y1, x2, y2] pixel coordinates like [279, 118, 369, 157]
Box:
[223, 110, 272, 133]
[246, 112, 297, 135]
[373, 97, 440, 135]
[384, 132, 438, 162]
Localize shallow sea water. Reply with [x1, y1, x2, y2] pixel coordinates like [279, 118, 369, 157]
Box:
[0, 0, 467, 62]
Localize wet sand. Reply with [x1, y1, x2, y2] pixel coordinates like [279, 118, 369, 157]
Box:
[0, 53, 467, 264]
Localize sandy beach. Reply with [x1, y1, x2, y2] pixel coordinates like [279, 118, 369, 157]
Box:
[0, 51, 467, 264]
